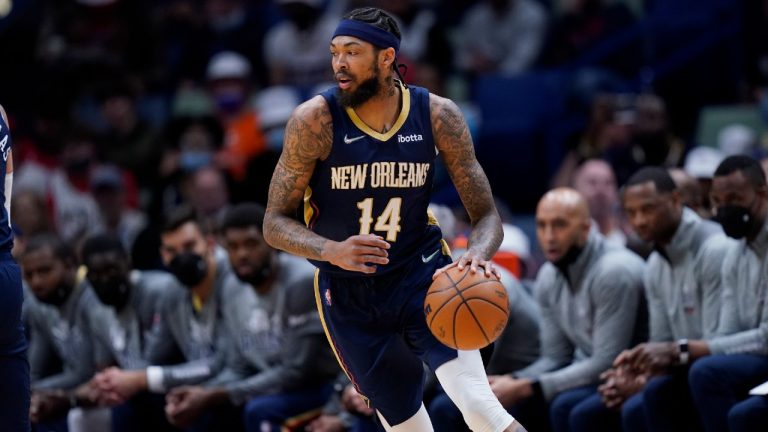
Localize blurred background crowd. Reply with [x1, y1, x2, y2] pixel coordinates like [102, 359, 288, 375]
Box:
[3, 0, 768, 431]
[0, 0, 766, 267]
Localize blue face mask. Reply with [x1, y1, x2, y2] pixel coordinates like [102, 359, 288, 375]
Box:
[179, 151, 213, 172]
[215, 91, 246, 114]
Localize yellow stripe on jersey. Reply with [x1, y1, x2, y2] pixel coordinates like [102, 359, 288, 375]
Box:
[345, 80, 411, 142]
[303, 187, 313, 227]
[427, 207, 439, 226]
[427, 208, 452, 256]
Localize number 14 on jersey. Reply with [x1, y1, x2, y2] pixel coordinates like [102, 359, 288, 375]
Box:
[357, 197, 402, 242]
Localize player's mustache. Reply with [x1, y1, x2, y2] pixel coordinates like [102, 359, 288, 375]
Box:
[335, 72, 354, 81]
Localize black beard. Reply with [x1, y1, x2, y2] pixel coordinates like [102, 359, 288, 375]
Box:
[339, 74, 381, 108]
[236, 260, 274, 290]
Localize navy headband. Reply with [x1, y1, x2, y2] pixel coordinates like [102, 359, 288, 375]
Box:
[332, 19, 400, 54]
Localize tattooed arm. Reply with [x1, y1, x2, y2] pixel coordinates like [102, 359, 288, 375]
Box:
[430, 94, 502, 276]
[263, 97, 390, 273]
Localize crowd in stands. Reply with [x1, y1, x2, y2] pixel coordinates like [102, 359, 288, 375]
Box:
[3, 0, 768, 430]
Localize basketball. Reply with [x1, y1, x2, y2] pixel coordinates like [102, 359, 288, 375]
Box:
[424, 265, 509, 350]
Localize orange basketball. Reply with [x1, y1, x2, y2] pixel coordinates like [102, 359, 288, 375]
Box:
[424, 265, 509, 350]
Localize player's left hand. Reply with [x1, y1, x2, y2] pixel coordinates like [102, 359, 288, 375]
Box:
[165, 386, 213, 428]
[488, 375, 532, 408]
[433, 249, 501, 280]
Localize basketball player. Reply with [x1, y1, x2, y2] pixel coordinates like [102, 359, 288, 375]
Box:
[264, 7, 525, 432]
[0, 104, 30, 431]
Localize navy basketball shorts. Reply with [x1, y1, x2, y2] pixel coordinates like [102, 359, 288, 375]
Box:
[314, 247, 457, 426]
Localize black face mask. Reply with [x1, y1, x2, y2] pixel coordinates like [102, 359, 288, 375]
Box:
[715, 205, 754, 239]
[168, 252, 208, 288]
[553, 243, 584, 274]
[38, 281, 72, 306]
[91, 275, 131, 310]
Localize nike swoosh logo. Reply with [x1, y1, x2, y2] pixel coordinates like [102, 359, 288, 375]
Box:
[422, 248, 441, 263]
[344, 134, 365, 144]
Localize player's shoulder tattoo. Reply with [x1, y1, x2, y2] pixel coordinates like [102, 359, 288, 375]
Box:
[429, 93, 472, 156]
[283, 95, 333, 165]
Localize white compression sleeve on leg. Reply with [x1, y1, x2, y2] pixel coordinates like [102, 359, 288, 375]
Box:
[435, 350, 515, 432]
[376, 403, 434, 432]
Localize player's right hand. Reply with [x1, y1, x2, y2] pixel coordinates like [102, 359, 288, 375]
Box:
[323, 234, 390, 274]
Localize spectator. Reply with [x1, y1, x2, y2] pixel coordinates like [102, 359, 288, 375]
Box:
[22, 234, 103, 429]
[687, 156, 768, 432]
[669, 168, 710, 218]
[683, 146, 725, 216]
[48, 130, 104, 244]
[206, 51, 267, 182]
[570, 167, 730, 432]
[551, 93, 629, 188]
[10, 190, 52, 258]
[495, 188, 644, 432]
[609, 156, 768, 432]
[604, 93, 686, 185]
[91, 164, 147, 253]
[455, 0, 547, 76]
[264, 0, 337, 88]
[92, 206, 235, 432]
[188, 166, 230, 233]
[48, 234, 184, 432]
[164, 203, 338, 431]
[97, 81, 163, 201]
[154, 114, 225, 220]
[572, 159, 626, 246]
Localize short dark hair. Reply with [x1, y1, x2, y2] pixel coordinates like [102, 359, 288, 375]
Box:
[24, 233, 77, 267]
[162, 205, 205, 235]
[342, 7, 401, 41]
[81, 234, 127, 266]
[221, 202, 266, 234]
[625, 166, 677, 193]
[714, 155, 767, 188]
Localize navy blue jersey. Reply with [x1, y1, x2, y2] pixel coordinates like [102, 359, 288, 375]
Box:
[307, 83, 443, 276]
[0, 114, 12, 253]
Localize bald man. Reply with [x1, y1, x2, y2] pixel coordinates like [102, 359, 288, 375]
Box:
[490, 188, 646, 432]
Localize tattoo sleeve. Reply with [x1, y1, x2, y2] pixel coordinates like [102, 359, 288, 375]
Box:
[430, 94, 502, 260]
[264, 97, 333, 260]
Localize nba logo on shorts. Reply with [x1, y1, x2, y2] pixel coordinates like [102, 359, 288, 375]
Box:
[324, 288, 332, 306]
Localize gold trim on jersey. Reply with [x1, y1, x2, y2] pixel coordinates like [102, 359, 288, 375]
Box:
[344, 80, 411, 142]
[426, 208, 452, 257]
[303, 187, 313, 227]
